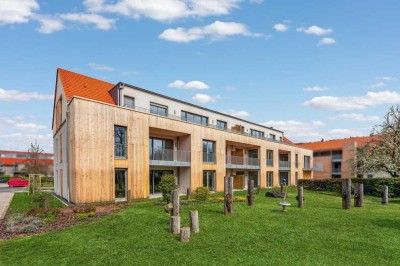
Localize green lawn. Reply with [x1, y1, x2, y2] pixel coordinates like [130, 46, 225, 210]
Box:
[1, 189, 400, 265]
[7, 192, 65, 213]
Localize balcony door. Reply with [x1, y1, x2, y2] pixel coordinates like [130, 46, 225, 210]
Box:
[150, 170, 173, 195]
[115, 169, 127, 199]
[149, 137, 173, 161]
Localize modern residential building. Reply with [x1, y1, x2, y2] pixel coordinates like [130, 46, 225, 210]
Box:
[297, 136, 389, 179]
[0, 150, 53, 176]
[52, 68, 313, 204]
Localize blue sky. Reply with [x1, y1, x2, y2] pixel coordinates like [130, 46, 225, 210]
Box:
[0, 0, 399, 152]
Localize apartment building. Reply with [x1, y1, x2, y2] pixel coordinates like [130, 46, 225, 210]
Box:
[297, 136, 389, 179]
[52, 68, 313, 204]
[0, 150, 53, 176]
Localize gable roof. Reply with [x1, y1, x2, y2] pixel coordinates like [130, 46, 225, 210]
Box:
[296, 135, 378, 151]
[57, 68, 116, 104]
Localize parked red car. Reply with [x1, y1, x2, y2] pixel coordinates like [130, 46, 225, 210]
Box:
[8, 177, 29, 187]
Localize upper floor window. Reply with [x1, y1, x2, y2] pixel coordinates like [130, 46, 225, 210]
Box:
[216, 120, 227, 130]
[203, 140, 215, 163]
[267, 150, 273, 166]
[295, 154, 299, 168]
[270, 134, 276, 141]
[59, 134, 63, 163]
[150, 103, 168, 117]
[250, 129, 264, 137]
[123, 96, 135, 109]
[181, 111, 208, 126]
[115, 126, 127, 158]
[55, 97, 62, 128]
[304, 156, 311, 168]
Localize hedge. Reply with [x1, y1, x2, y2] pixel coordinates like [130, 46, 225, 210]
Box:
[298, 178, 400, 198]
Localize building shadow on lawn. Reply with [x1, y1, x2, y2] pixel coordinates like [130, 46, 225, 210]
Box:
[373, 219, 400, 231]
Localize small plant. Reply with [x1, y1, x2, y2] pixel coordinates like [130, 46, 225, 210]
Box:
[73, 205, 96, 213]
[194, 187, 211, 201]
[75, 212, 95, 221]
[157, 174, 178, 203]
[6, 215, 43, 233]
[32, 192, 46, 207]
[213, 196, 246, 202]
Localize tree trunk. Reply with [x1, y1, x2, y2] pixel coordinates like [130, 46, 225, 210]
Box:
[172, 189, 180, 216]
[180, 227, 191, 242]
[247, 179, 254, 206]
[382, 185, 389, 205]
[170, 216, 180, 234]
[224, 176, 233, 215]
[189, 210, 199, 233]
[354, 183, 364, 207]
[187, 187, 191, 200]
[341, 179, 351, 209]
[297, 185, 304, 208]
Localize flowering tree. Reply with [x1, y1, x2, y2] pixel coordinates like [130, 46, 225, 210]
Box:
[355, 105, 400, 177]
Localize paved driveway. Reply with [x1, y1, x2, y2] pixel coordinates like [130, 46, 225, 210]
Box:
[0, 183, 27, 193]
[0, 192, 14, 220]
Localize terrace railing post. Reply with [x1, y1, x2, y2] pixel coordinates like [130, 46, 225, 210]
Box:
[297, 185, 304, 208]
[189, 210, 199, 233]
[172, 189, 180, 216]
[382, 185, 389, 205]
[341, 179, 352, 209]
[224, 176, 233, 215]
[247, 179, 254, 206]
[354, 183, 364, 207]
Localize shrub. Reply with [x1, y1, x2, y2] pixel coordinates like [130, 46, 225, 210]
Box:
[73, 205, 96, 214]
[214, 196, 246, 202]
[194, 187, 211, 201]
[157, 174, 178, 203]
[6, 215, 43, 233]
[1, 175, 11, 181]
[75, 212, 95, 221]
[32, 192, 47, 207]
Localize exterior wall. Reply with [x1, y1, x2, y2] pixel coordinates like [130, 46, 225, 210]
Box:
[342, 142, 356, 179]
[67, 97, 313, 204]
[313, 156, 332, 179]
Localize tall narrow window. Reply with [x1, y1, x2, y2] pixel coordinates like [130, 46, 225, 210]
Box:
[304, 156, 311, 169]
[123, 96, 135, 109]
[56, 97, 62, 129]
[203, 140, 216, 163]
[115, 169, 127, 199]
[249, 171, 259, 187]
[115, 126, 127, 158]
[266, 171, 273, 187]
[295, 154, 299, 168]
[59, 134, 63, 163]
[150, 103, 168, 117]
[267, 150, 273, 166]
[203, 171, 216, 191]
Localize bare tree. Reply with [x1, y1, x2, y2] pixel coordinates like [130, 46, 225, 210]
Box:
[355, 105, 400, 177]
[24, 140, 47, 175]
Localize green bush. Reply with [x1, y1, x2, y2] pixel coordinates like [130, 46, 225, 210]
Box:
[31, 192, 46, 207]
[75, 212, 95, 221]
[298, 178, 400, 198]
[157, 174, 177, 203]
[194, 187, 211, 201]
[1, 175, 11, 181]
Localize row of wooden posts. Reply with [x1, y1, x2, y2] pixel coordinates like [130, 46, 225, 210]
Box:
[341, 179, 389, 209]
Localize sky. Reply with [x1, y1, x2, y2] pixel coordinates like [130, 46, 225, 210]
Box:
[0, 0, 399, 152]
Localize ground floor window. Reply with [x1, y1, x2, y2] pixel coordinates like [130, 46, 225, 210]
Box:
[279, 171, 290, 186]
[203, 171, 216, 191]
[115, 169, 127, 199]
[150, 170, 174, 194]
[248, 171, 259, 187]
[266, 171, 273, 187]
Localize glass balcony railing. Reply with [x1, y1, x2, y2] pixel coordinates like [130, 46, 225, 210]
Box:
[279, 161, 291, 169]
[203, 152, 216, 163]
[226, 156, 260, 168]
[267, 159, 273, 166]
[115, 143, 127, 158]
[149, 149, 191, 166]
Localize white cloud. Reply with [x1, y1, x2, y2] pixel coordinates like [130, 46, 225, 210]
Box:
[0, 133, 53, 152]
[297, 25, 333, 35]
[169, 80, 209, 90]
[88, 63, 114, 71]
[227, 110, 249, 118]
[273, 23, 288, 32]
[369, 82, 385, 88]
[326, 128, 364, 138]
[329, 113, 380, 122]
[249, 0, 264, 3]
[59, 13, 116, 30]
[376, 76, 397, 81]
[304, 91, 400, 110]
[192, 93, 220, 103]
[83, 0, 240, 22]
[318, 37, 336, 45]
[0, 88, 53, 101]
[303, 86, 330, 92]
[15, 123, 46, 131]
[0, 0, 39, 25]
[35, 15, 65, 34]
[159, 21, 261, 43]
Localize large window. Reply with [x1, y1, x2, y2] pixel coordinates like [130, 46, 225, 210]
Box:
[203, 140, 215, 163]
[150, 103, 168, 117]
[114, 126, 127, 158]
[250, 129, 264, 138]
[270, 134, 276, 141]
[267, 150, 274, 166]
[279, 171, 290, 185]
[149, 137, 173, 161]
[216, 120, 227, 130]
[203, 171, 216, 191]
[123, 96, 135, 109]
[150, 170, 173, 194]
[266, 171, 273, 187]
[181, 111, 208, 126]
[304, 156, 311, 169]
[249, 171, 259, 188]
[115, 169, 126, 199]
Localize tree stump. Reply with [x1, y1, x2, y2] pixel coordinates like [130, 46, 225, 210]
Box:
[172, 189, 180, 216]
[170, 216, 180, 234]
[224, 176, 234, 215]
[180, 227, 190, 242]
[189, 210, 199, 233]
[354, 183, 364, 207]
[382, 185, 389, 205]
[247, 179, 254, 206]
[187, 187, 191, 200]
[341, 179, 351, 209]
[297, 185, 304, 208]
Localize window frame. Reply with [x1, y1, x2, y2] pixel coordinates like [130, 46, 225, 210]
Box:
[123, 95, 135, 109]
[181, 111, 209, 126]
[216, 120, 227, 130]
[203, 140, 216, 163]
[150, 102, 168, 117]
[114, 125, 127, 159]
[250, 129, 264, 138]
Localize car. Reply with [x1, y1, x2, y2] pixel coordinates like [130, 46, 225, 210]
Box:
[8, 177, 29, 187]
[0, 178, 7, 183]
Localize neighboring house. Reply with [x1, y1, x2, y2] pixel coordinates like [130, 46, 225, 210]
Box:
[0, 150, 54, 176]
[297, 136, 389, 179]
[52, 68, 314, 204]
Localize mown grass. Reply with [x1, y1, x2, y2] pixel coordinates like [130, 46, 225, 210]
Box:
[7, 192, 65, 213]
[1, 188, 400, 265]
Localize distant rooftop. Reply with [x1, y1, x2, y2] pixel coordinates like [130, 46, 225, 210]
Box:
[296, 135, 379, 151]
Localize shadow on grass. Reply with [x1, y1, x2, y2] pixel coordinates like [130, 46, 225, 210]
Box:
[373, 219, 400, 231]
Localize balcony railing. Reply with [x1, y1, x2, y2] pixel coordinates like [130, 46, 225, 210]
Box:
[303, 163, 312, 170]
[149, 148, 190, 166]
[115, 143, 127, 158]
[226, 156, 260, 169]
[267, 159, 273, 166]
[203, 152, 216, 163]
[279, 161, 291, 170]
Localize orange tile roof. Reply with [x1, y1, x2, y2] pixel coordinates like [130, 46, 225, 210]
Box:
[297, 135, 379, 151]
[0, 158, 53, 166]
[283, 136, 294, 145]
[58, 68, 116, 104]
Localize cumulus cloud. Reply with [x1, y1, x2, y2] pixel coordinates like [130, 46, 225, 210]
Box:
[59, 13, 116, 30]
[318, 37, 336, 45]
[88, 63, 114, 71]
[304, 91, 400, 110]
[273, 23, 288, 32]
[0, 133, 53, 152]
[0, 0, 39, 25]
[303, 86, 330, 92]
[15, 123, 46, 131]
[369, 82, 385, 88]
[168, 80, 209, 90]
[297, 25, 333, 35]
[329, 113, 380, 122]
[0, 88, 53, 101]
[192, 93, 220, 103]
[227, 110, 249, 118]
[159, 21, 262, 43]
[35, 15, 65, 34]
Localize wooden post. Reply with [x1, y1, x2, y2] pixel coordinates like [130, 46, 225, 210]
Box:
[127, 190, 131, 203]
[170, 216, 180, 234]
[224, 176, 233, 215]
[189, 210, 199, 233]
[341, 179, 351, 209]
[44, 193, 49, 211]
[39, 175, 42, 191]
[297, 185, 304, 208]
[186, 187, 191, 200]
[172, 189, 180, 216]
[180, 227, 190, 242]
[247, 179, 254, 206]
[382, 185, 389, 205]
[354, 183, 364, 207]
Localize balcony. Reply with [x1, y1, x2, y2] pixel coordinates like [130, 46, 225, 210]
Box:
[279, 161, 291, 170]
[115, 143, 127, 158]
[332, 154, 343, 161]
[226, 156, 260, 169]
[149, 149, 191, 167]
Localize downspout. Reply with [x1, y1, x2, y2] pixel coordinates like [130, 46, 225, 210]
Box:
[66, 101, 71, 202]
